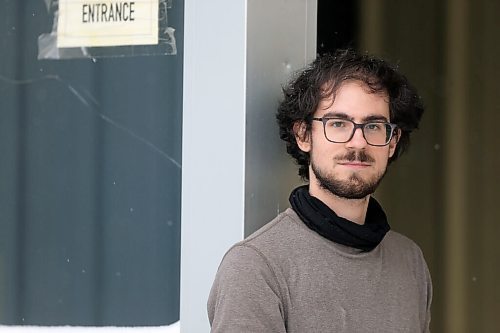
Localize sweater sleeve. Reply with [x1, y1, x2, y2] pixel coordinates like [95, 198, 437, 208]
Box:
[412, 242, 432, 333]
[423, 258, 433, 332]
[207, 244, 287, 333]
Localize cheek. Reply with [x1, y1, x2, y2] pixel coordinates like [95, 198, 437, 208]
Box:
[309, 141, 330, 164]
[380, 155, 390, 169]
[372, 148, 392, 166]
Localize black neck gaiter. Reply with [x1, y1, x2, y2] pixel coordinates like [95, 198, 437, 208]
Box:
[289, 185, 390, 252]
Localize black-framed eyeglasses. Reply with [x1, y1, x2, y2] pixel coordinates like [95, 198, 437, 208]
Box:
[312, 117, 398, 146]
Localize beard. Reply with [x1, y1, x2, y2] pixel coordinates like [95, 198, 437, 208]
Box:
[311, 150, 387, 200]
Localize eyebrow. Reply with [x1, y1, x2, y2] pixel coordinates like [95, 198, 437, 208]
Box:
[321, 111, 389, 123]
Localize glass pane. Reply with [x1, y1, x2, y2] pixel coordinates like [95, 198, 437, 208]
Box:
[0, 0, 183, 326]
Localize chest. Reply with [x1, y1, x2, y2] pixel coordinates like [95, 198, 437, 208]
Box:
[280, 252, 424, 332]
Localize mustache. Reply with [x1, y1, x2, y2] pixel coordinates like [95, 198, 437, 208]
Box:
[335, 150, 375, 163]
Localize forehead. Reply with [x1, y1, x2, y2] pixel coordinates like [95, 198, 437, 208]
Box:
[316, 81, 390, 121]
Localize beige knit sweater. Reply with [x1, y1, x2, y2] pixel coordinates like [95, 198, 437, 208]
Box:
[208, 208, 432, 332]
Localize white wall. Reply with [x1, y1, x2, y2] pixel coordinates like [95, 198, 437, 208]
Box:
[181, 0, 317, 332]
[181, 1, 247, 332]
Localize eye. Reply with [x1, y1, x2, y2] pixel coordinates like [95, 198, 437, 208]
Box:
[365, 123, 384, 131]
[327, 119, 348, 128]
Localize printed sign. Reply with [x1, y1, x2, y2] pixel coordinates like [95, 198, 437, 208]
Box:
[57, 0, 159, 48]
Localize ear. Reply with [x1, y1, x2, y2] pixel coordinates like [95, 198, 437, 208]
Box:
[388, 129, 400, 158]
[293, 121, 311, 152]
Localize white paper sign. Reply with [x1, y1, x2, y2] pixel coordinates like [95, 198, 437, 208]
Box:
[57, 0, 159, 48]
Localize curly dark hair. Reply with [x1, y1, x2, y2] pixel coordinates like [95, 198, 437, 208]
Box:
[276, 49, 424, 180]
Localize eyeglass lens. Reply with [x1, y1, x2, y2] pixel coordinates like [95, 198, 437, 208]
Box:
[323, 119, 393, 145]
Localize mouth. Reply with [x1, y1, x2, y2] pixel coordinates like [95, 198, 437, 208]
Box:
[337, 161, 372, 169]
[335, 151, 375, 168]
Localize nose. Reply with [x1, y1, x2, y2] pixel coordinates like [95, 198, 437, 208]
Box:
[345, 127, 368, 149]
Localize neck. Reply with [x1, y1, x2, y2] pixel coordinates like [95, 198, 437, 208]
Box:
[309, 185, 370, 225]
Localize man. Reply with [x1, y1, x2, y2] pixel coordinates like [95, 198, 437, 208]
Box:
[208, 49, 432, 332]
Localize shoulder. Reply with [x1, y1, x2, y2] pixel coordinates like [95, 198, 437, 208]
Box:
[214, 243, 277, 284]
[214, 209, 307, 264]
[381, 231, 431, 284]
[213, 209, 303, 278]
[382, 230, 432, 288]
[207, 214, 294, 332]
[210, 209, 301, 290]
[208, 209, 304, 309]
[244, 208, 303, 244]
[382, 231, 433, 326]
[383, 230, 425, 257]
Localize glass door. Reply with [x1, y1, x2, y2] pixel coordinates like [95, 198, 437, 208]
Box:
[0, 0, 183, 326]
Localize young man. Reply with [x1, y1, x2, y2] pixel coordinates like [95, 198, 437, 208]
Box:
[208, 49, 432, 332]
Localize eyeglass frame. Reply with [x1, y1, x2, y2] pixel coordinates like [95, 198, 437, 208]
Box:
[312, 117, 399, 147]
